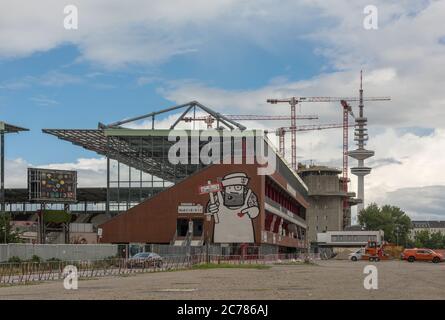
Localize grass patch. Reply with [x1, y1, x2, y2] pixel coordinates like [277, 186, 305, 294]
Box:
[191, 263, 270, 270]
[274, 260, 318, 266]
[79, 277, 99, 281]
[117, 273, 138, 278]
[0, 281, 45, 288]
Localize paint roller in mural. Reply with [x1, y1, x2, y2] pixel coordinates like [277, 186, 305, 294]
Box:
[206, 172, 259, 243]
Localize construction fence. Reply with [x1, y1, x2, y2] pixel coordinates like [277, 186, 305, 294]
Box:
[0, 253, 319, 285]
[131, 243, 303, 257]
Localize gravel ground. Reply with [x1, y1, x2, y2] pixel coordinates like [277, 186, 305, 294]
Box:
[0, 260, 444, 300]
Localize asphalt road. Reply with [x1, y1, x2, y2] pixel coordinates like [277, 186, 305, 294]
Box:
[0, 260, 443, 299]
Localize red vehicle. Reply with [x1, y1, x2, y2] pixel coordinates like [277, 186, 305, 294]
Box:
[401, 248, 444, 263]
[361, 241, 390, 262]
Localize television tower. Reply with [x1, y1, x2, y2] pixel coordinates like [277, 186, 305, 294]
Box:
[348, 71, 374, 213]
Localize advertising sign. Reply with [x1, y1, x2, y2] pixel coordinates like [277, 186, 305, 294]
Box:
[178, 203, 203, 214]
[198, 182, 221, 195]
[28, 168, 77, 202]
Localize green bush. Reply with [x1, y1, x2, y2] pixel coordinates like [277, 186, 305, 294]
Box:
[29, 255, 42, 263]
[46, 257, 61, 262]
[7, 256, 21, 263]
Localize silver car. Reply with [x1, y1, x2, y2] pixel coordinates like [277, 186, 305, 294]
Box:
[126, 252, 163, 268]
[349, 249, 363, 262]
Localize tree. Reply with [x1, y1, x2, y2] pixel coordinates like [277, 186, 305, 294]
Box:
[358, 203, 412, 245]
[413, 230, 445, 249]
[430, 232, 444, 249]
[413, 230, 431, 248]
[0, 213, 23, 244]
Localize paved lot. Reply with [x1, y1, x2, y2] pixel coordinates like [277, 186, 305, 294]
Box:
[0, 260, 444, 299]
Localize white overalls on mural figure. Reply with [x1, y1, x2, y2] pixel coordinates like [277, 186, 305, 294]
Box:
[207, 172, 259, 243]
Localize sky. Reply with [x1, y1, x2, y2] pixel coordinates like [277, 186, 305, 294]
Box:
[1, 0, 444, 221]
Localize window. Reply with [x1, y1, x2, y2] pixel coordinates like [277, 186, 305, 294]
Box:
[176, 219, 189, 237]
[193, 219, 203, 237]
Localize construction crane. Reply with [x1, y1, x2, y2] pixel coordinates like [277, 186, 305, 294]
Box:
[266, 96, 390, 171]
[340, 100, 355, 209]
[181, 114, 319, 129]
[264, 123, 353, 156]
[340, 100, 355, 188]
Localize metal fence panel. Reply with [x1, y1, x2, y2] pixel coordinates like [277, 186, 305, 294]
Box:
[149, 244, 222, 256]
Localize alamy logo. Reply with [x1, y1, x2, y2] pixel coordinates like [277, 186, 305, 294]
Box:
[63, 265, 78, 290]
[363, 5, 378, 30]
[168, 130, 276, 175]
[363, 265, 378, 290]
[64, 5, 78, 30]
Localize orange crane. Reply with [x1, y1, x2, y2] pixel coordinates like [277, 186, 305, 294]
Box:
[266, 96, 390, 171]
[264, 123, 353, 157]
[181, 114, 318, 129]
[340, 100, 355, 203]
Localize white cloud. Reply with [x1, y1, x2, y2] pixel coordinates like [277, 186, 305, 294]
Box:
[381, 186, 445, 220]
[1, 1, 443, 73]
[0, 70, 83, 91]
[4, 158, 29, 188]
[0, 0, 331, 68]
[366, 128, 445, 202]
[0, 0, 246, 68]
[29, 95, 59, 107]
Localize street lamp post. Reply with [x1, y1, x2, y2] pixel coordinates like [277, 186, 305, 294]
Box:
[0, 121, 29, 243]
[1, 125, 5, 244]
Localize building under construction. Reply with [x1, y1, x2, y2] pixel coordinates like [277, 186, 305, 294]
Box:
[298, 165, 360, 243]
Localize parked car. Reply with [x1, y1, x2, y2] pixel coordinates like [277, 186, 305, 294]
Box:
[349, 249, 363, 262]
[126, 252, 163, 268]
[401, 248, 444, 263]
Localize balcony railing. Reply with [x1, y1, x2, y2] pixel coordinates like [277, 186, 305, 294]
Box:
[265, 197, 306, 225]
[261, 230, 306, 249]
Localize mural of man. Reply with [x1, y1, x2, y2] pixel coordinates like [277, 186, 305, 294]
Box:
[207, 172, 259, 243]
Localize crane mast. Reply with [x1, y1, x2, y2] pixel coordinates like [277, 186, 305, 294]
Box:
[266, 95, 390, 171]
[181, 114, 318, 129]
[265, 123, 353, 158]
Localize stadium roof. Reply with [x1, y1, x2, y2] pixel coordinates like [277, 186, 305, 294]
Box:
[0, 121, 29, 133]
[42, 101, 250, 183]
[42, 128, 265, 183]
[42, 128, 201, 182]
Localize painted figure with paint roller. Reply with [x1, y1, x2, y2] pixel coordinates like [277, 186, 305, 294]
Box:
[206, 172, 259, 243]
